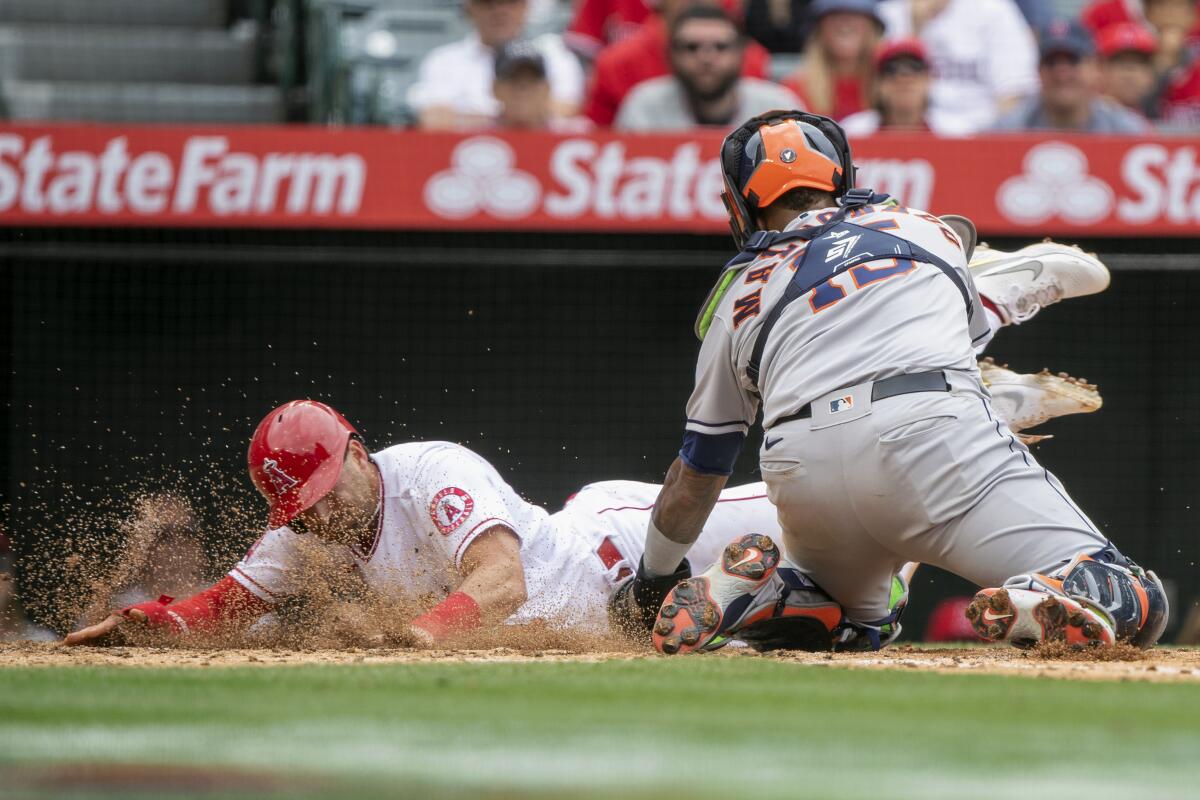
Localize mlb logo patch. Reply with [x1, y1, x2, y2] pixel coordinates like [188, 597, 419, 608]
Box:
[829, 396, 854, 414]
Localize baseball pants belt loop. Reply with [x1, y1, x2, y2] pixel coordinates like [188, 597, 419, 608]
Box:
[597, 537, 632, 581]
[773, 370, 951, 427]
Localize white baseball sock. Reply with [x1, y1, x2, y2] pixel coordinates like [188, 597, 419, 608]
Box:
[642, 520, 692, 578]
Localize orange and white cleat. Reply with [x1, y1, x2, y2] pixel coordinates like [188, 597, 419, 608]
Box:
[968, 549, 1169, 649]
[652, 534, 781, 655]
[965, 587, 1115, 648]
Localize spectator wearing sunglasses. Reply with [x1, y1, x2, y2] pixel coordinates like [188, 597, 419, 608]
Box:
[583, 0, 774, 126]
[993, 19, 1147, 132]
[615, 5, 802, 129]
[840, 38, 959, 134]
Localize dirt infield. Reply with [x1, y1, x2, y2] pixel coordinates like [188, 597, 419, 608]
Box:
[3, 641, 1197, 683]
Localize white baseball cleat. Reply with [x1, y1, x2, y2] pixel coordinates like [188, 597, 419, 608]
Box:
[970, 240, 1110, 325]
[978, 357, 1102, 433]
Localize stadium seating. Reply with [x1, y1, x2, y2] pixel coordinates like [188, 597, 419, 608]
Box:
[306, 0, 576, 125]
[0, 0, 284, 122]
[308, 1, 467, 124]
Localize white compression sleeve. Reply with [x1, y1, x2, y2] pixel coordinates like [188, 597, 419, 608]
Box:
[641, 520, 692, 578]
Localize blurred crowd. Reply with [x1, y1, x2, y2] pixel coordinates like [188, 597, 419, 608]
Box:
[408, 0, 1200, 134]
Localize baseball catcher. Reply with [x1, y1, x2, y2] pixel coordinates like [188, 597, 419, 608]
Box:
[613, 110, 1167, 654]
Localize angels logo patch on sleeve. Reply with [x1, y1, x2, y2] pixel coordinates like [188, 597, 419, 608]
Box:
[429, 487, 474, 535]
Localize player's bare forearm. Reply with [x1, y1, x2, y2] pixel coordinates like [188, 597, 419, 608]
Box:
[455, 526, 527, 623]
[404, 526, 526, 646]
[651, 457, 729, 546]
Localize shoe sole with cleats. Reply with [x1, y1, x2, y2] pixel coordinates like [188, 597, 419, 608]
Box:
[966, 587, 1115, 648]
[653, 534, 780, 655]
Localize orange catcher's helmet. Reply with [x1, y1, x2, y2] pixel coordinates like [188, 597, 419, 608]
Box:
[720, 110, 855, 249]
[247, 400, 359, 528]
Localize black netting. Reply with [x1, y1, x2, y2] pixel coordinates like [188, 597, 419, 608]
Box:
[2, 231, 1197, 637]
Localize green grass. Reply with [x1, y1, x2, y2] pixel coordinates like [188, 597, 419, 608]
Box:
[0, 660, 1197, 799]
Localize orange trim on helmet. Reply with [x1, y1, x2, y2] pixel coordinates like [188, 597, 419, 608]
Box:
[742, 120, 842, 209]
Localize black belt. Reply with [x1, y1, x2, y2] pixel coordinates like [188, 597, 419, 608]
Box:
[773, 371, 951, 427]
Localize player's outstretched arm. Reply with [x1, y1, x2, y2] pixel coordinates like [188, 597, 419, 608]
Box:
[62, 608, 148, 646]
[649, 457, 728, 567]
[62, 576, 272, 646]
[406, 525, 526, 646]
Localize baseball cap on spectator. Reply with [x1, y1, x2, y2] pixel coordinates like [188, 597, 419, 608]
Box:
[810, 0, 885, 31]
[874, 38, 929, 70]
[1037, 19, 1096, 62]
[1096, 22, 1157, 59]
[494, 40, 547, 80]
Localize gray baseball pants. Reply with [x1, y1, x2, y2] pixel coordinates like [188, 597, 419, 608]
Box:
[759, 369, 1108, 624]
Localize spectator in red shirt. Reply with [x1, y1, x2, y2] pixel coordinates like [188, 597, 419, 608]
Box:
[615, 6, 802, 129]
[1097, 23, 1159, 115]
[1144, 0, 1200, 127]
[782, 0, 883, 120]
[566, 0, 653, 60]
[583, 0, 773, 125]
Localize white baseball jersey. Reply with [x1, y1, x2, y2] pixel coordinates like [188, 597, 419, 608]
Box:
[878, 0, 1038, 135]
[683, 203, 990, 473]
[232, 442, 603, 629]
[557, 479, 779, 579]
[231, 442, 783, 632]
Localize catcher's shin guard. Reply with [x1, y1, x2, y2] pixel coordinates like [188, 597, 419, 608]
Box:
[608, 556, 691, 640]
[732, 564, 843, 652]
[966, 550, 1169, 649]
[832, 569, 912, 652]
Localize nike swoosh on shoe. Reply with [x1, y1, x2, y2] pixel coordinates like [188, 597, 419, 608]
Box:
[974, 258, 1044, 279]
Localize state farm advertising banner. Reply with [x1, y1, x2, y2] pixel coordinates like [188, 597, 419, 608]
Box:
[0, 124, 1197, 236]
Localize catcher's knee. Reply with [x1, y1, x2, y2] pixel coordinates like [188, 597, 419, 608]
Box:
[1008, 548, 1169, 648]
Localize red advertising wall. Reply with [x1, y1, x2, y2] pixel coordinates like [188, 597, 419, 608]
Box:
[0, 124, 1197, 236]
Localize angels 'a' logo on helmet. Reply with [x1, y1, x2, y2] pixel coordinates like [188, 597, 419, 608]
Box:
[262, 458, 300, 494]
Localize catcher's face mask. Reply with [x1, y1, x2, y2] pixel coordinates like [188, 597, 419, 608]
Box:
[719, 110, 856, 250]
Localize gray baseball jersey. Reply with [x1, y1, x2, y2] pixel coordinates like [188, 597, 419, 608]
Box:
[684, 203, 992, 456]
[679, 201, 1109, 626]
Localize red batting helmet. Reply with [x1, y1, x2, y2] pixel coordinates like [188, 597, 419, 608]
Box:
[247, 400, 359, 528]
